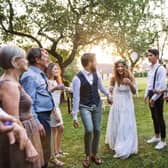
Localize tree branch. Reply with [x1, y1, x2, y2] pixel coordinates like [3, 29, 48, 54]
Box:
[47, 49, 63, 64]
[62, 35, 79, 68]
[0, 21, 43, 47]
[0, 1, 43, 48]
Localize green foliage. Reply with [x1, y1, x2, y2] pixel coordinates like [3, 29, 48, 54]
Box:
[0, 0, 104, 68]
[63, 58, 78, 82]
[97, 0, 161, 68]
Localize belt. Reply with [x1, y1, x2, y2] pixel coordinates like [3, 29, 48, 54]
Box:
[79, 104, 97, 111]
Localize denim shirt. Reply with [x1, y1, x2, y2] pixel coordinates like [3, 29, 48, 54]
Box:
[20, 66, 54, 124]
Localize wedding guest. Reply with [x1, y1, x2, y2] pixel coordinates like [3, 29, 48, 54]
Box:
[0, 108, 37, 153]
[105, 60, 138, 159]
[0, 45, 44, 168]
[46, 63, 65, 167]
[145, 49, 167, 150]
[72, 53, 111, 168]
[21, 48, 54, 168]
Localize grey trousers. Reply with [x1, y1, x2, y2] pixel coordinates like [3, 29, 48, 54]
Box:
[79, 102, 102, 156]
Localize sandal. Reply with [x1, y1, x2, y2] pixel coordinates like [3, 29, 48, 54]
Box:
[55, 151, 69, 158]
[91, 156, 103, 165]
[82, 157, 91, 168]
[50, 157, 64, 167]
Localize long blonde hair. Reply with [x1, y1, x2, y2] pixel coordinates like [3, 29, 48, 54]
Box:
[111, 60, 133, 86]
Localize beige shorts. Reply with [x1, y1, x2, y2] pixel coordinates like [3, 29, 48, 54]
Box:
[50, 107, 63, 127]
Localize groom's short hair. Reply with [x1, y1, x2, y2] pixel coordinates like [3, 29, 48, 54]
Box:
[81, 53, 96, 67]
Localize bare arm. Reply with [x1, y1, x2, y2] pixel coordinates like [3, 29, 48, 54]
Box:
[1, 82, 21, 119]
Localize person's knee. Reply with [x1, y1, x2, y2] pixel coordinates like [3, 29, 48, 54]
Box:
[85, 128, 94, 135]
[94, 129, 100, 136]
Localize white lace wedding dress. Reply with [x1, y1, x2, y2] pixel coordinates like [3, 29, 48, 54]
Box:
[105, 84, 138, 158]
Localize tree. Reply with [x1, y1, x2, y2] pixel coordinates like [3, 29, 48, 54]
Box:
[0, 0, 166, 70]
[97, 0, 161, 68]
[0, 0, 103, 70]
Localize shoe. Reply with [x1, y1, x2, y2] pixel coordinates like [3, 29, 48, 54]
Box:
[82, 158, 91, 168]
[113, 154, 119, 158]
[147, 136, 161, 144]
[155, 141, 167, 150]
[91, 156, 103, 165]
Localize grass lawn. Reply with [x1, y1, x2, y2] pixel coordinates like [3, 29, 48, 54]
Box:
[49, 78, 168, 168]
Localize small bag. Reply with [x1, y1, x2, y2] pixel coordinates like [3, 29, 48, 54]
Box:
[52, 107, 61, 123]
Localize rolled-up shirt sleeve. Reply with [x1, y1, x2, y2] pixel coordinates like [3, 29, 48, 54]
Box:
[151, 67, 167, 101]
[72, 76, 81, 121]
[20, 76, 40, 124]
[98, 76, 109, 97]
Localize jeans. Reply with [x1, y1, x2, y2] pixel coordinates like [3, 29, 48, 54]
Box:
[79, 102, 102, 156]
[38, 111, 51, 168]
[149, 95, 166, 139]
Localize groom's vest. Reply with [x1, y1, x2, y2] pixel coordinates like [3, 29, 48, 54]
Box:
[77, 71, 100, 107]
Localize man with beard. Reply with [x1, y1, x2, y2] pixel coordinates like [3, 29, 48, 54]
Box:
[72, 53, 111, 168]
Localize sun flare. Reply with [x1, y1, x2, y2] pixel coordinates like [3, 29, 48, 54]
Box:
[90, 45, 114, 64]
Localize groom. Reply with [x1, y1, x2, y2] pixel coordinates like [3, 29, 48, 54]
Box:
[72, 53, 111, 167]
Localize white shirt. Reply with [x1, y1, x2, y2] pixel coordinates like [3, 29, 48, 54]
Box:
[145, 62, 166, 101]
[72, 70, 109, 121]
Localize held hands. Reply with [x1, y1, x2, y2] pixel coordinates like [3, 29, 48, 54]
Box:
[73, 120, 79, 128]
[107, 96, 113, 105]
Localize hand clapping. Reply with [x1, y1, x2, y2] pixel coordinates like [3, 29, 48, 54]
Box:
[123, 78, 131, 85]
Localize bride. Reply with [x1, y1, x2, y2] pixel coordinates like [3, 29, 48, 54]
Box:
[105, 60, 138, 159]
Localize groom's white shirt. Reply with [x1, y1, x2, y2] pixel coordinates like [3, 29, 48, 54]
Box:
[72, 70, 109, 121]
[145, 62, 166, 101]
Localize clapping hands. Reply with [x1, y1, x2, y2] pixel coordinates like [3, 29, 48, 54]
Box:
[123, 78, 131, 85]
